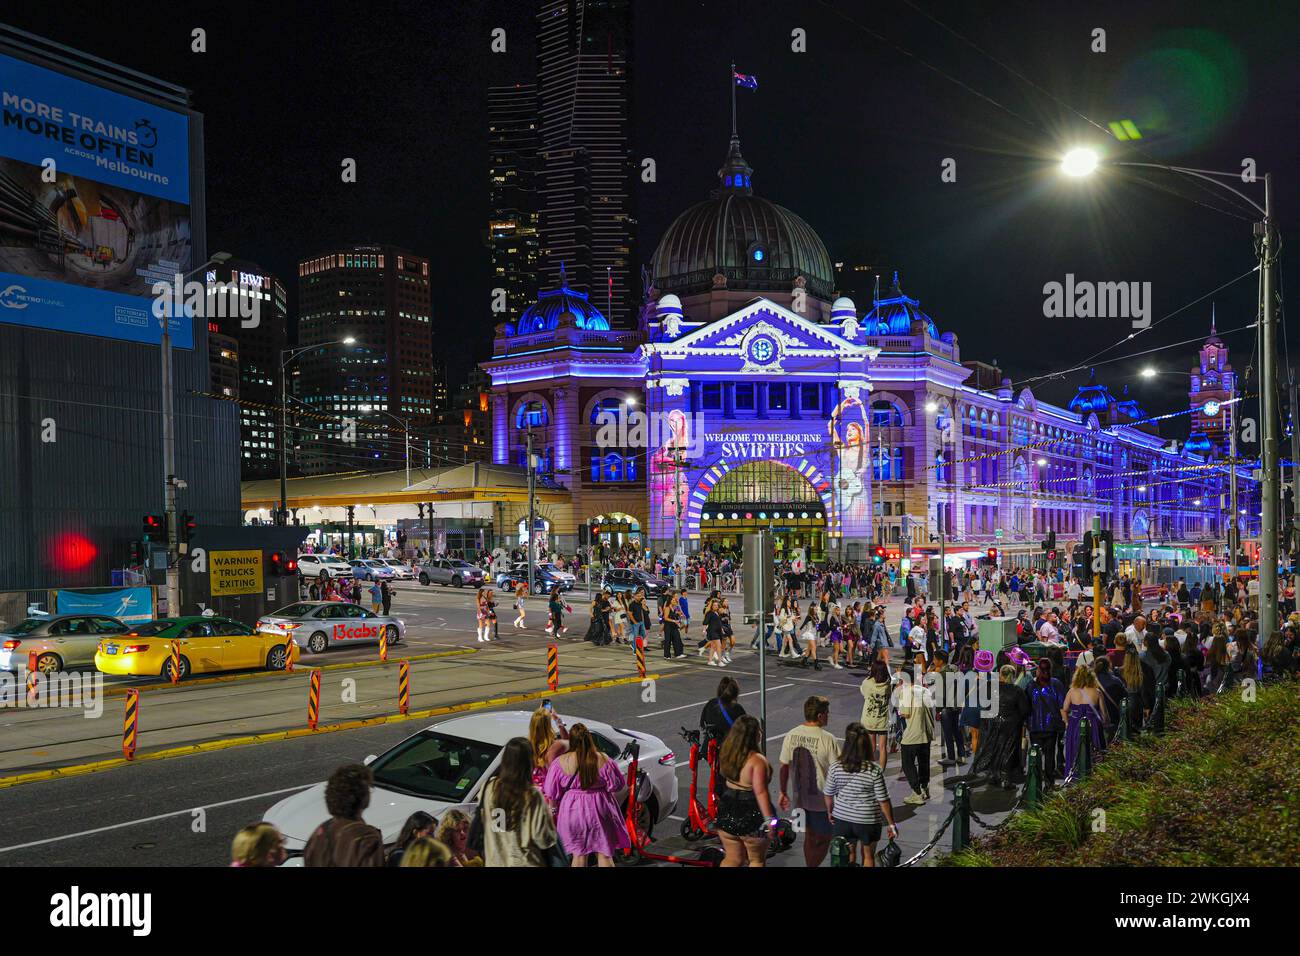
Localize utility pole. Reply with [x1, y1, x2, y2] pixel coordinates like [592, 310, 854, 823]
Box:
[673, 446, 686, 587]
[1092, 515, 1103, 639]
[938, 506, 946, 633]
[1229, 383, 1239, 579]
[1258, 172, 1280, 638]
[278, 357, 288, 526]
[160, 322, 181, 615]
[526, 421, 536, 595]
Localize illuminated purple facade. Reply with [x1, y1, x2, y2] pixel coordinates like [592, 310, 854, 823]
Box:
[483, 135, 1259, 563]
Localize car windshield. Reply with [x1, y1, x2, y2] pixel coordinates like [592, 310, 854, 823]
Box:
[124, 621, 174, 636]
[4, 619, 47, 635]
[270, 604, 319, 618]
[451, 561, 476, 569]
[369, 731, 501, 801]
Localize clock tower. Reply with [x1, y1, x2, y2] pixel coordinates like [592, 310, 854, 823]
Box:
[1188, 306, 1236, 455]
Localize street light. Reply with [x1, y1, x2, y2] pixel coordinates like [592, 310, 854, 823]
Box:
[158, 251, 232, 615]
[277, 336, 357, 525]
[1056, 149, 1281, 638]
[1060, 148, 1099, 178]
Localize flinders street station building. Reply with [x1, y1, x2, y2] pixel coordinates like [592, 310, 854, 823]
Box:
[482, 135, 1259, 570]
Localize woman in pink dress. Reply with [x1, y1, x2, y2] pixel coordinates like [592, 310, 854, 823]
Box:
[543, 723, 631, 866]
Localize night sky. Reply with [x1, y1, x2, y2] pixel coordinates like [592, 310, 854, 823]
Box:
[7, 0, 1297, 438]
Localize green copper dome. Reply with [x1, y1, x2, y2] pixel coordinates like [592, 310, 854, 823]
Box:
[650, 137, 835, 300]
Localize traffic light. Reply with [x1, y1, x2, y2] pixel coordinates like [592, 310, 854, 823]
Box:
[128, 540, 145, 566]
[1047, 549, 1057, 563]
[179, 511, 197, 546]
[269, 550, 286, 576]
[1041, 529, 1056, 553]
[872, 545, 887, 565]
[142, 514, 167, 542]
[985, 547, 998, 565]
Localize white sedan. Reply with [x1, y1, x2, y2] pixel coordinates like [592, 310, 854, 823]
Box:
[263, 711, 678, 858]
[379, 559, 415, 581]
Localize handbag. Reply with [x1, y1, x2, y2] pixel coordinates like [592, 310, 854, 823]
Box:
[877, 838, 902, 868]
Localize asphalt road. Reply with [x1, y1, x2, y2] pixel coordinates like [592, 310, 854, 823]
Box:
[0, 583, 1016, 866]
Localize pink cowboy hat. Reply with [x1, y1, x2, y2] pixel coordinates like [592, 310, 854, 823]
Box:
[974, 649, 997, 672]
[1006, 646, 1033, 668]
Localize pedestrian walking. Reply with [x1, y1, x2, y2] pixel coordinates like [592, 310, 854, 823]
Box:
[778, 696, 840, 868]
[513, 583, 528, 628]
[380, 579, 392, 616]
[823, 722, 898, 866]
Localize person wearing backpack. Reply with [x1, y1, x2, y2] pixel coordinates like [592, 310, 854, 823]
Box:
[699, 676, 745, 751]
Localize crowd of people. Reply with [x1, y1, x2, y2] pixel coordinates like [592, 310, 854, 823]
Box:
[234, 546, 1299, 867]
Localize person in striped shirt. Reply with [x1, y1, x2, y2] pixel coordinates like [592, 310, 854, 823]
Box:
[823, 722, 898, 866]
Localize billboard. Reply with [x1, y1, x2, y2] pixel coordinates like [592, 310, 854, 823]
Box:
[0, 52, 192, 347]
[54, 586, 154, 623]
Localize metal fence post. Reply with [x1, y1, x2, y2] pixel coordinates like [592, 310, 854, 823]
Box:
[1077, 716, 1093, 780]
[1026, 744, 1043, 810]
[952, 781, 971, 852]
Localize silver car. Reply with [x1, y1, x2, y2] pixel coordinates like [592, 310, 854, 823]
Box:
[417, 558, 485, 588]
[379, 559, 414, 581]
[256, 602, 406, 655]
[0, 614, 130, 672]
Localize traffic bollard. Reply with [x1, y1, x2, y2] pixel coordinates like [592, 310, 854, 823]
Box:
[122, 689, 139, 760]
[307, 669, 322, 730]
[398, 660, 410, 716]
[1026, 744, 1043, 810]
[25, 650, 39, 706]
[635, 637, 645, 679]
[284, 638, 296, 672]
[378, 630, 388, 663]
[952, 781, 971, 852]
[547, 643, 559, 691]
[1077, 716, 1093, 780]
[170, 641, 182, 685]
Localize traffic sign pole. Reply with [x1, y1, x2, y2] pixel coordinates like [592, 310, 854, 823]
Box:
[1092, 515, 1103, 638]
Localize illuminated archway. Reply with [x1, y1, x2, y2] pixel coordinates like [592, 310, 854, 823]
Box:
[697, 460, 831, 561]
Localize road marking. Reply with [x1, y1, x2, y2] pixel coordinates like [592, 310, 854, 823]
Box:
[102, 647, 477, 696]
[0, 784, 316, 854]
[0, 671, 677, 791]
[636, 684, 793, 718]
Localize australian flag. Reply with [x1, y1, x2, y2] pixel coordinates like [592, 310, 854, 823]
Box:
[733, 71, 758, 90]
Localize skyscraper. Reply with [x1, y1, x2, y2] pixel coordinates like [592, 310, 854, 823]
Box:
[295, 246, 434, 476]
[488, 82, 541, 328]
[534, 0, 636, 327]
[204, 259, 288, 479]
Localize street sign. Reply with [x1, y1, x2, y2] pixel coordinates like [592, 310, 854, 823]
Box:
[994, 528, 1004, 539]
[210, 550, 264, 595]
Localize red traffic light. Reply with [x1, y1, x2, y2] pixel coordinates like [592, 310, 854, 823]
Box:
[986, 547, 999, 563]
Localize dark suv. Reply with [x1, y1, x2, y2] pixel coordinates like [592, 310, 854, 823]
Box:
[601, 567, 674, 598]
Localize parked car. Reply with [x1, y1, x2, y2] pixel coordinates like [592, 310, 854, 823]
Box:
[378, 559, 414, 581]
[262, 710, 677, 857]
[256, 602, 405, 655]
[350, 559, 395, 581]
[417, 558, 486, 588]
[94, 616, 294, 680]
[601, 566, 675, 598]
[0, 614, 130, 673]
[494, 562, 574, 592]
[297, 555, 354, 581]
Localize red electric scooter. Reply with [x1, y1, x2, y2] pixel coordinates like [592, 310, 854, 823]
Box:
[622, 742, 722, 867]
[678, 727, 720, 841]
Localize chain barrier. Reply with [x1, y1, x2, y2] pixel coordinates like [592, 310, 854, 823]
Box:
[900, 803, 957, 867]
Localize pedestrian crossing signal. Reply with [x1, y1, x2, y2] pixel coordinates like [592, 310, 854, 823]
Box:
[141, 514, 166, 542]
[872, 546, 887, 565]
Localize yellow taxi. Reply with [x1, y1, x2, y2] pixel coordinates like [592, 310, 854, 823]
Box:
[94, 615, 294, 680]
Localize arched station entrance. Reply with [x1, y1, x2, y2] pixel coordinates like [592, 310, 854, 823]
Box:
[698, 461, 828, 561]
[589, 512, 642, 548]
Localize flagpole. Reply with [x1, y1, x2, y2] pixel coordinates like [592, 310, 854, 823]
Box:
[730, 61, 737, 137]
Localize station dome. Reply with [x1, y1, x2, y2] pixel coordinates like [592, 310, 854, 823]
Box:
[650, 136, 836, 300]
[862, 273, 939, 337]
[508, 281, 610, 335]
